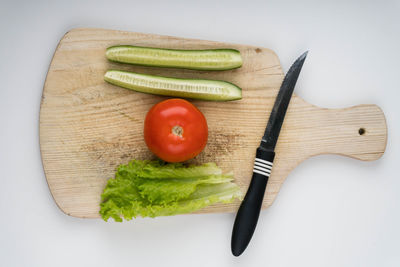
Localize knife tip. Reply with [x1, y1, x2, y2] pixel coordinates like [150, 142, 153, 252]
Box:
[299, 50, 309, 60]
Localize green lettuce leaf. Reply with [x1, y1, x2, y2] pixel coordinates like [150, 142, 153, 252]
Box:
[149, 183, 243, 217]
[99, 160, 242, 221]
[137, 161, 223, 179]
[137, 174, 233, 204]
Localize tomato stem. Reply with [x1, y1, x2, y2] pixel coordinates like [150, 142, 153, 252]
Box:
[172, 125, 183, 138]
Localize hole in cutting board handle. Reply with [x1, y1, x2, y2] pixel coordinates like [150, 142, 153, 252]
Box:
[359, 128, 366, 135]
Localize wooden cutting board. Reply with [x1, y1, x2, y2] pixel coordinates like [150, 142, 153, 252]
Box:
[40, 28, 387, 219]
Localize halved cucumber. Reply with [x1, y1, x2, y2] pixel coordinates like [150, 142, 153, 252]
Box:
[106, 45, 242, 70]
[104, 70, 242, 101]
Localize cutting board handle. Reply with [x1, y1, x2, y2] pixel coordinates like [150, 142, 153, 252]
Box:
[303, 103, 387, 161]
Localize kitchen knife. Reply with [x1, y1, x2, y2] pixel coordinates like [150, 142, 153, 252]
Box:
[231, 51, 308, 256]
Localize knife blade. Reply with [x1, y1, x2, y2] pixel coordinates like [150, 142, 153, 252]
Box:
[231, 51, 308, 256]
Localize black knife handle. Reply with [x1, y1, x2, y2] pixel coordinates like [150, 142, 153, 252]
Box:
[231, 147, 275, 256]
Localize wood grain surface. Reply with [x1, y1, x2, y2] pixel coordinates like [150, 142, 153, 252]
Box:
[39, 28, 387, 218]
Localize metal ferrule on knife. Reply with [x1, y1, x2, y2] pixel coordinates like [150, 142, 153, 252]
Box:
[253, 147, 275, 178]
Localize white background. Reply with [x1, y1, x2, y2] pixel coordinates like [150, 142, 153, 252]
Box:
[1, 0, 399, 266]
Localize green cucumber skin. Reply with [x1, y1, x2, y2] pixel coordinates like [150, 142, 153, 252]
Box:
[106, 45, 243, 71]
[104, 70, 242, 101]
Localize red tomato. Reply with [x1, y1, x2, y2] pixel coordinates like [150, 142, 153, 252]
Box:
[144, 99, 208, 162]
